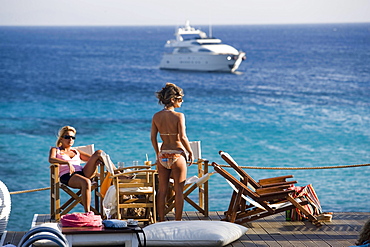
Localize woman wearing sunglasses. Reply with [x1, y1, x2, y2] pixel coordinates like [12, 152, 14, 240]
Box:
[48, 125, 103, 213]
[151, 83, 193, 221]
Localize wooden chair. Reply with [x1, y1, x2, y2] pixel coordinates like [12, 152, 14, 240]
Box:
[213, 151, 321, 226]
[50, 144, 102, 221]
[101, 153, 157, 224]
[220, 151, 298, 191]
[160, 141, 211, 217]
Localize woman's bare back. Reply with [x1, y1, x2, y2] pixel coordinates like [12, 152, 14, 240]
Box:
[153, 109, 184, 150]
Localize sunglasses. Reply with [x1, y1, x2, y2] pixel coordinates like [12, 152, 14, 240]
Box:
[175, 97, 183, 102]
[63, 135, 76, 140]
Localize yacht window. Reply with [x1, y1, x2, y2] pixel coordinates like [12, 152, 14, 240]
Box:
[198, 48, 211, 52]
[181, 34, 202, 40]
[178, 48, 192, 53]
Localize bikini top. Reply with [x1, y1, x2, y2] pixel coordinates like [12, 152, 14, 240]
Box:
[56, 147, 83, 177]
[159, 109, 179, 136]
[160, 133, 178, 136]
[55, 147, 81, 166]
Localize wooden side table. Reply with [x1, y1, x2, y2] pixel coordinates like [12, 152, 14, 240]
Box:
[62, 226, 141, 247]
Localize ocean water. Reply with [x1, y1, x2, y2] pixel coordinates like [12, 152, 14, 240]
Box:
[1, 23, 369, 231]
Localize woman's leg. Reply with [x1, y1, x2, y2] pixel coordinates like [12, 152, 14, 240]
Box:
[83, 150, 103, 178]
[171, 155, 187, 221]
[68, 174, 92, 212]
[157, 163, 171, 221]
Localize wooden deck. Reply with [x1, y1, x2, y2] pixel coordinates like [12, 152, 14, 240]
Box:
[1, 211, 369, 247]
[170, 211, 370, 247]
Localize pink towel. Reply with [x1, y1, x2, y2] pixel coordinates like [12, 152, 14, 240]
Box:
[61, 212, 102, 227]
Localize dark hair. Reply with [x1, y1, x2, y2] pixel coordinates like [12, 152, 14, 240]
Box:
[356, 218, 370, 245]
[156, 83, 184, 106]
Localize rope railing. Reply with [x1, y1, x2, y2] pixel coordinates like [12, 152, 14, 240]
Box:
[10, 187, 50, 195]
[212, 163, 370, 170]
[9, 162, 370, 195]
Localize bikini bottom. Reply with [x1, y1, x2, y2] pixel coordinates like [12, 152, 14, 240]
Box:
[158, 150, 185, 169]
[60, 171, 85, 185]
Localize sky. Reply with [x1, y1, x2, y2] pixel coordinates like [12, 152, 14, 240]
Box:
[1, 0, 370, 26]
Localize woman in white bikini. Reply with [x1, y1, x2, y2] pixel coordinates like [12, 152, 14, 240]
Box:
[151, 83, 193, 221]
[48, 126, 104, 213]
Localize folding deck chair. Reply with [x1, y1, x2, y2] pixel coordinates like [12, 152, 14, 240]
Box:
[212, 151, 321, 226]
[50, 144, 101, 221]
[101, 152, 157, 224]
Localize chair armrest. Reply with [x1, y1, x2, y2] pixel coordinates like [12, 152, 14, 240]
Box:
[110, 169, 157, 178]
[190, 159, 209, 164]
[260, 181, 297, 188]
[50, 163, 60, 175]
[256, 184, 291, 194]
[49, 163, 59, 168]
[258, 175, 294, 186]
[50, 163, 60, 187]
[118, 165, 152, 171]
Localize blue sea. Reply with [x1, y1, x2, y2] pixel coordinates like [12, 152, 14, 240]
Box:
[1, 23, 369, 231]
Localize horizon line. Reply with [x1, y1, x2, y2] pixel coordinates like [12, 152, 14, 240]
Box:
[1, 21, 369, 27]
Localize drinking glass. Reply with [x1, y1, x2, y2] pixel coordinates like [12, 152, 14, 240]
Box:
[104, 203, 113, 219]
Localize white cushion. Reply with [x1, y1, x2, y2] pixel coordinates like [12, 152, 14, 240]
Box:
[142, 220, 248, 247]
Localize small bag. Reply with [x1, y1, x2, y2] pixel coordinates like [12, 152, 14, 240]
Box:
[61, 212, 102, 227]
[103, 219, 127, 228]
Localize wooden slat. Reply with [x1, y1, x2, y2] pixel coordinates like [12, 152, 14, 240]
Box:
[256, 184, 291, 194]
[258, 175, 294, 185]
[0, 231, 26, 246]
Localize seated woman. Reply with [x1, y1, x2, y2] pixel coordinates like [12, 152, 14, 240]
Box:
[48, 125, 103, 213]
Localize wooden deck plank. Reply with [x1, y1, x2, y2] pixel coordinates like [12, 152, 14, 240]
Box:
[274, 220, 320, 247]
[241, 225, 269, 247]
[224, 211, 368, 247]
[257, 217, 296, 246]
[0, 231, 26, 246]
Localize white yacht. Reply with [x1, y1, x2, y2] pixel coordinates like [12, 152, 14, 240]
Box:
[159, 21, 246, 72]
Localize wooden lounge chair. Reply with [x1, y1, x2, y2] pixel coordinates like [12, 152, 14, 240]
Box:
[212, 151, 321, 226]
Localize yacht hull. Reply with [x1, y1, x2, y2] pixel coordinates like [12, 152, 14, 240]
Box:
[160, 52, 245, 72]
[159, 21, 246, 72]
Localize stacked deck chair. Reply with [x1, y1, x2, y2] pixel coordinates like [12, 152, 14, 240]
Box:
[212, 151, 321, 227]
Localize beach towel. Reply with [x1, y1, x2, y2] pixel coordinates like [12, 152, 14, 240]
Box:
[60, 212, 102, 227]
[100, 171, 113, 197]
[287, 184, 322, 221]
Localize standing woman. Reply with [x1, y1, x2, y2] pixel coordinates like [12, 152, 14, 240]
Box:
[151, 83, 193, 221]
[49, 126, 103, 213]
